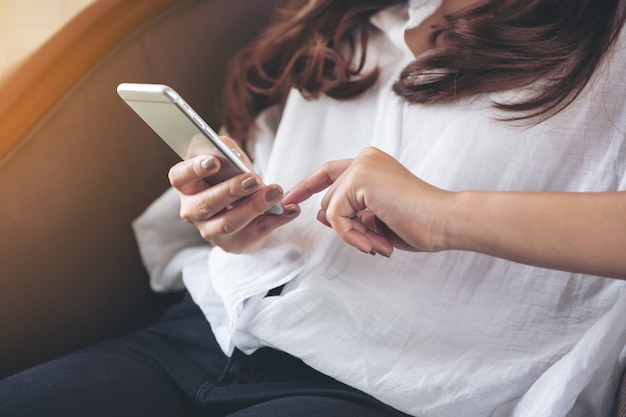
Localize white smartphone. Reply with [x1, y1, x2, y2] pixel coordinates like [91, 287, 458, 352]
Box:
[117, 83, 283, 215]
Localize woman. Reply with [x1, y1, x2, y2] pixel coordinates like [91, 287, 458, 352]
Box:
[2, 0, 626, 416]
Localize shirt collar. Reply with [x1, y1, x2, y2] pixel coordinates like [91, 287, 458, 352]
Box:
[370, 0, 442, 58]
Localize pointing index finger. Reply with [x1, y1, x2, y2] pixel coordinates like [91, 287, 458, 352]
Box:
[283, 159, 352, 205]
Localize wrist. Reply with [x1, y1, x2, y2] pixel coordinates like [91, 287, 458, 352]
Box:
[439, 190, 484, 253]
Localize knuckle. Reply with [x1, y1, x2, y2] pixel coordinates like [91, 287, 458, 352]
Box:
[361, 146, 378, 156]
[225, 180, 241, 198]
[179, 200, 194, 222]
[250, 196, 272, 215]
[315, 165, 335, 188]
[179, 209, 193, 224]
[168, 166, 181, 188]
[199, 229, 214, 243]
[221, 243, 242, 254]
[218, 217, 237, 235]
[191, 159, 207, 179]
[254, 219, 271, 236]
[197, 192, 216, 215]
[168, 158, 208, 189]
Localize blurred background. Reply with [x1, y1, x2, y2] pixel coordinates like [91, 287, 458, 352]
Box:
[0, 0, 95, 83]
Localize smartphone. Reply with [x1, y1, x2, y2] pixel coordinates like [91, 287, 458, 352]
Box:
[117, 83, 283, 215]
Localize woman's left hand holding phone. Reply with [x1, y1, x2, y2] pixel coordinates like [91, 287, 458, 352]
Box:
[168, 138, 300, 254]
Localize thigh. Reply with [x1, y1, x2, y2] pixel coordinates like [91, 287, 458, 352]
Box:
[223, 395, 401, 417]
[0, 294, 228, 417]
[0, 347, 186, 417]
[195, 348, 410, 417]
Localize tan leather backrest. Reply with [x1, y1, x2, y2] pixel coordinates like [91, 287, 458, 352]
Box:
[0, 0, 279, 378]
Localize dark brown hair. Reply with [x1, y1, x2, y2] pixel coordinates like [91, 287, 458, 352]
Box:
[220, 0, 626, 142]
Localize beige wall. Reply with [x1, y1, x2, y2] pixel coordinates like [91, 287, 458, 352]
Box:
[0, 0, 95, 83]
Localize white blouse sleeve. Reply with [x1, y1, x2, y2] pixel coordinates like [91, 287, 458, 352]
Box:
[132, 186, 209, 292]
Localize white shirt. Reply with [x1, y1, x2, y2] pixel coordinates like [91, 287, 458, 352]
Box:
[133, 1, 626, 416]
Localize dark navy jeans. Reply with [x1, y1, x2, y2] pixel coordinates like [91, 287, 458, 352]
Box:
[0, 293, 409, 417]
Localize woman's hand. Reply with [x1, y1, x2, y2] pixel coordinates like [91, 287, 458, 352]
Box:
[284, 147, 455, 257]
[285, 147, 626, 279]
[168, 138, 300, 253]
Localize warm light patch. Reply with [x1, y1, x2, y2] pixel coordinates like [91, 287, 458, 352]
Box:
[0, 0, 95, 83]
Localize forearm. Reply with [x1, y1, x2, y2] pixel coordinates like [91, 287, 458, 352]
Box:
[444, 191, 626, 280]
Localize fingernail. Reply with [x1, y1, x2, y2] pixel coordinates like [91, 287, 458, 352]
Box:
[242, 177, 259, 191]
[375, 250, 391, 258]
[201, 157, 216, 171]
[369, 250, 377, 256]
[285, 206, 298, 217]
[265, 186, 283, 203]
